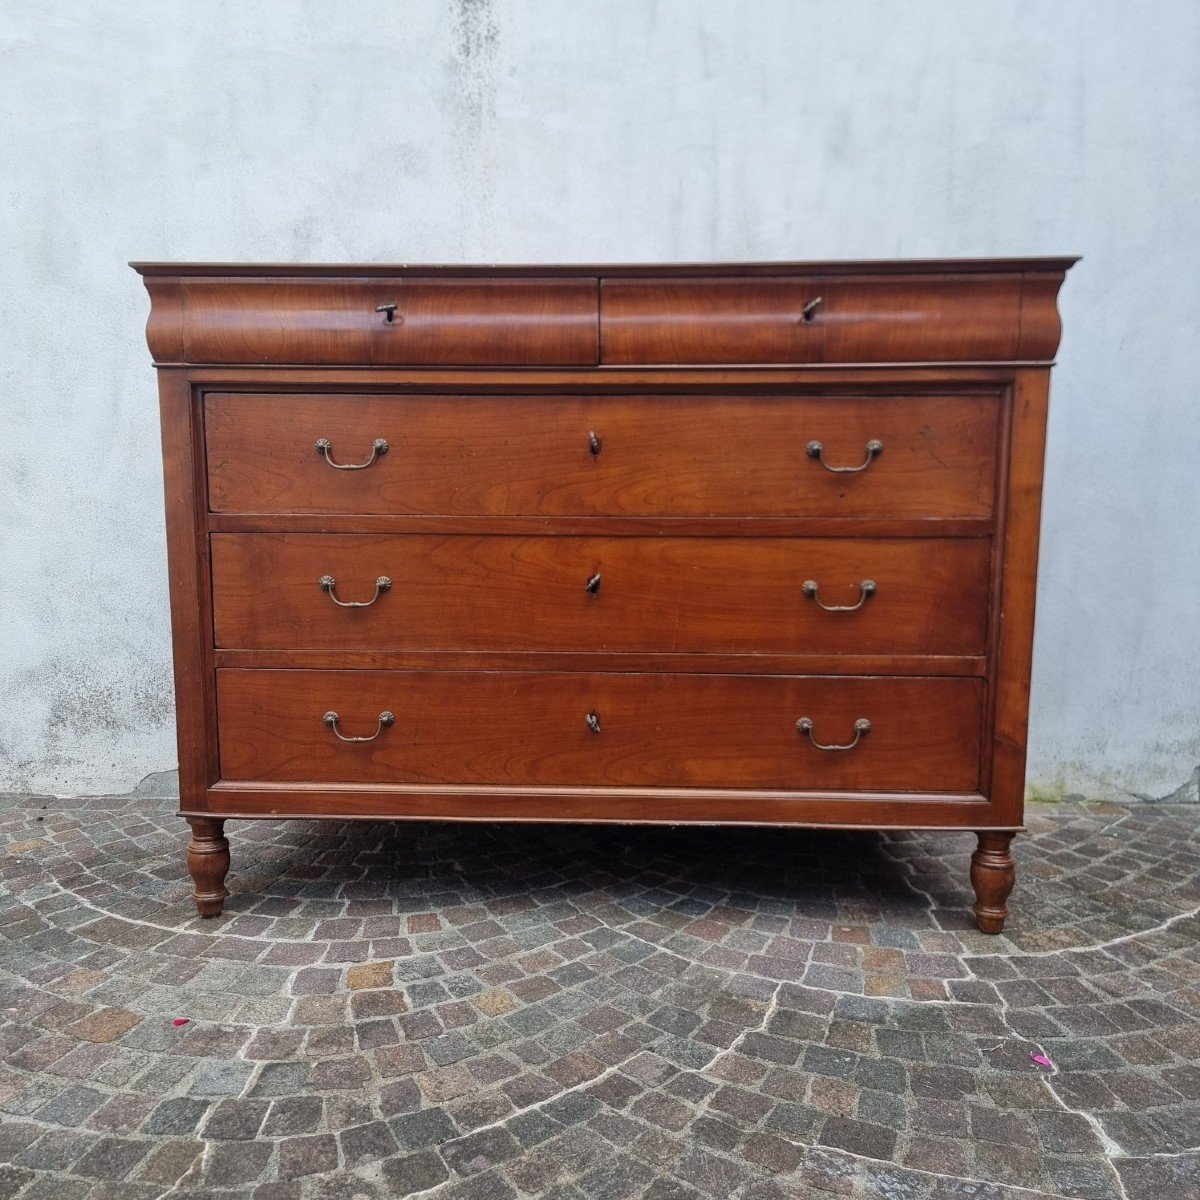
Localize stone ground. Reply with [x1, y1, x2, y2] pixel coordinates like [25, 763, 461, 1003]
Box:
[0, 795, 1198, 1200]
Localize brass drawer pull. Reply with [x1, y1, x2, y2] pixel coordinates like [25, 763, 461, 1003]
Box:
[315, 437, 388, 470]
[319, 574, 391, 608]
[585, 572, 602, 595]
[585, 711, 602, 734]
[375, 302, 399, 323]
[806, 438, 883, 473]
[323, 710, 395, 743]
[802, 579, 876, 612]
[588, 430, 602, 457]
[800, 295, 823, 322]
[796, 716, 870, 751]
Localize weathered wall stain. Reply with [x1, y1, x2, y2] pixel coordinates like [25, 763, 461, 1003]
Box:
[0, 655, 174, 791]
[1, 1, 1198, 800]
[1133, 767, 1200, 806]
[447, 0, 500, 255]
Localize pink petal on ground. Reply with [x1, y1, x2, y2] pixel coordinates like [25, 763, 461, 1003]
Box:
[1030, 1052, 1052, 1067]
[172, 1018, 190, 1027]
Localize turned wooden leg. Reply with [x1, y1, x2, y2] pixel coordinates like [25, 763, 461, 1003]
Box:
[971, 831, 1016, 934]
[186, 817, 230, 918]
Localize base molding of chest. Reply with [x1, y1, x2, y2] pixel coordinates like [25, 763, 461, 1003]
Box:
[193, 782, 1006, 829]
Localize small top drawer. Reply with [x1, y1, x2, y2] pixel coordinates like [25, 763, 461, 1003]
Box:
[150, 277, 599, 365]
[600, 276, 1024, 364]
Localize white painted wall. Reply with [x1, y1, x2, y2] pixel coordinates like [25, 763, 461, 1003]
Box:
[2, 1, 1197, 801]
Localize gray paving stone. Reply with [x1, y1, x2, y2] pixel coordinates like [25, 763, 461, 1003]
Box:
[440, 1126, 522, 1175]
[249, 1061, 311, 1097]
[189, 1058, 255, 1096]
[379, 1149, 451, 1193]
[33, 1083, 107, 1127]
[142, 1097, 210, 1136]
[205, 1140, 273, 1187]
[203, 1098, 269, 1140]
[72, 1136, 152, 1180]
[0, 1167, 35, 1200]
[16, 1129, 97, 1171]
[338, 1120, 398, 1168]
[390, 1107, 458, 1150]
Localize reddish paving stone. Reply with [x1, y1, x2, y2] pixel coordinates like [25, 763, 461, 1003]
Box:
[62, 1008, 141, 1044]
[135, 1137, 204, 1186]
[278, 1134, 337, 1179]
[346, 961, 393, 989]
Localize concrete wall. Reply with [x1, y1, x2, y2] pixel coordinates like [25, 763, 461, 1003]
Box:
[2, 1, 1198, 802]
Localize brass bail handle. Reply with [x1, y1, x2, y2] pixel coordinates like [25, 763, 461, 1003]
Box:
[806, 439, 883, 474]
[802, 580, 877, 612]
[319, 575, 392, 608]
[315, 437, 389, 470]
[323, 711, 395, 743]
[796, 716, 871, 752]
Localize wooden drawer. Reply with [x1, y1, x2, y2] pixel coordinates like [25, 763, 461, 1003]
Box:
[216, 670, 983, 791]
[212, 534, 991, 657]
[600, 276, 1023, 364]
[205, 392, 999, 518]
[176, 278, 598, 365]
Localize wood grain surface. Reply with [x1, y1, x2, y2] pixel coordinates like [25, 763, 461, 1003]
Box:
[600, 276, 1024, 364]
[216, 669, 984, 792]
[211, 533, 991, 657]
[205, 392, 999, 518]
[178, 278, 598, 365]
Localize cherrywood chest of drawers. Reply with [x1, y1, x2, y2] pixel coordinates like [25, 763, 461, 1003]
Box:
[134, 258, 1074, 933]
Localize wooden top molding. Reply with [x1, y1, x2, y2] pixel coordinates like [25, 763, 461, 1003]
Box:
[133, 258, 1076, 366]
[131, 257, 1079, 278]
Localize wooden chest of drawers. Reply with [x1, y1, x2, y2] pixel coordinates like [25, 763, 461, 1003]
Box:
[134, 258, 1075, 933]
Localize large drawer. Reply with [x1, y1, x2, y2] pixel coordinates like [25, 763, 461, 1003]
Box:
[600, 276, 1023, 364]
[216, 670, 984, 792]
[205, 392, 999, 518]
[175, 277, 598, 365]
[211, 534, 991, 656]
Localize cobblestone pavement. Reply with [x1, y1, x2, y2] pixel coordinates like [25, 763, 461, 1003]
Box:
[1, 794, 1198, 1200]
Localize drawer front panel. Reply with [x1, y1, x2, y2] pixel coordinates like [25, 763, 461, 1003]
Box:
[600, 277, 1023, 364]
[180, 278, 599, 365]
[205, 393, 999, 518]
[212, 534, 991, 656]
[216, 670, 983, 792]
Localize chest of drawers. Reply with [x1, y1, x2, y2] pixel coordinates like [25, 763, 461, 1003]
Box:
[134, 258, 1074, 933]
